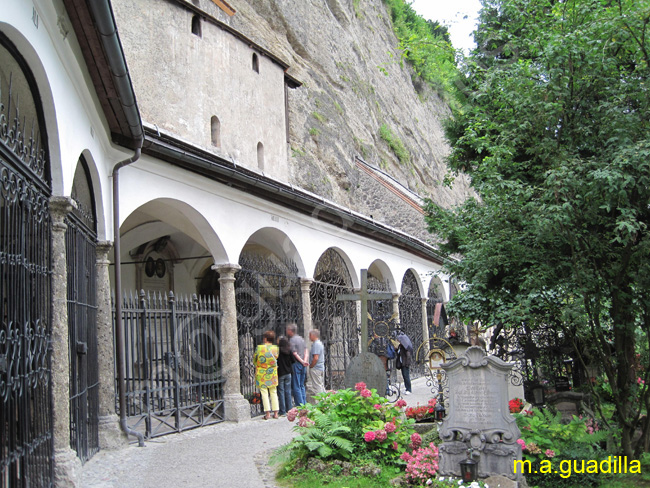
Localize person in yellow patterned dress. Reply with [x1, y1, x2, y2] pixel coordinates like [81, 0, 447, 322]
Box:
[254, 330, 280, 420]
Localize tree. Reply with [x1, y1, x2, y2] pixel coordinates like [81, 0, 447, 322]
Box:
[425, 0, 650, 456]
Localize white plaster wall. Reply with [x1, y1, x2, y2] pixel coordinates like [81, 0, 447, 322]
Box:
[117, 155, 449, 296]
[112, 0, 289, 181]
[1, 0, 133, 241]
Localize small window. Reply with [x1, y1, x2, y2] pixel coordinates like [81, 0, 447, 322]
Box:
[192, 15, 202, 37]
[252, 53, 259, 73]
[257, 142, 264, 171]
[210, 116, 221, 147]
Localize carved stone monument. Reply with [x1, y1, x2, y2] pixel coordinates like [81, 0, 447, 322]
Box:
[439, 347, 522, 481]
[344, 352, 387, 394]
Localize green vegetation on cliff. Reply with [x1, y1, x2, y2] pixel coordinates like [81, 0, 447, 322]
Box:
[382, 0, 460, 101]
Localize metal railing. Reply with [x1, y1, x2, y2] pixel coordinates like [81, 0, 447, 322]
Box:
[115, 291, 224, 439]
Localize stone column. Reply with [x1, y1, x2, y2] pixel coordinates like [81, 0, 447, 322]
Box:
[392, 293, 401, 320]
[96, 241, 127, 449]
[49, 196, 81, 486]
[214, 263, 250, 421]
[300, 279, 313, 335]
[420, 298, 430, 361]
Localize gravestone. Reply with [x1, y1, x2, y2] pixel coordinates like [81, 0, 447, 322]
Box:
[438, 347, 523, 481]
[344, 352, 387, 395]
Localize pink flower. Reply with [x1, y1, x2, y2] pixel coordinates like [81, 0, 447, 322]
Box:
[400, 451, 410, 460]
[375, 429, 387, 442]
[545, 449, 555, 458]
[364, 431, 376, 442]
[427, 398, 437, 407]
[286, 408, 298, 422]
[298, 408, 308, 417]
[517, 439, 526, 449]
[396, 399, 407, 408]
[374, 404, 382, 410]
[384, 422, 396, 433]
[392, 441, 399, 450]
[410, 432, 422, 448]
[355, 382, 367, 391]
[360, 389, 372, 398]
[298, 416, 309, 427]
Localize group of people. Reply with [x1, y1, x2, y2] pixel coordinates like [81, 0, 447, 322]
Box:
[253, 323, 326, 420]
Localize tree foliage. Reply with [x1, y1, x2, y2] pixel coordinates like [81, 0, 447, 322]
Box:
[425, 0, 650, 456]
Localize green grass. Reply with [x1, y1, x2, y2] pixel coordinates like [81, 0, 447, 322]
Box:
[309, 127, 321, 137]
[276, 465, 402, 488]
[379, 124, 409, 165]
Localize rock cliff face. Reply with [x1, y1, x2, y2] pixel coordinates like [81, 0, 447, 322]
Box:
[210, 0, 472, 240]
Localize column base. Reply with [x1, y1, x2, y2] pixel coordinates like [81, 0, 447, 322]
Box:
[98, 414, 128, 450]
[224, 393, 251, 422]
[54, 446, 82, 487]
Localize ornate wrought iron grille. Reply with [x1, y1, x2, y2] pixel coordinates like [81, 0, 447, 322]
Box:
[367, 273, 393, 357]
[0, 36, 54, 488]
[65, 162, 99, 463]
[399, 271, 424, 378]
[117, 292, 224, 439]
[310, 249, 358, 390]
[236, 252, 302, 415]
[65, 217, 99, 460]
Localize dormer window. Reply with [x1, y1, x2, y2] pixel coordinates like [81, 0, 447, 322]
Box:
[252, 53, 259, 73]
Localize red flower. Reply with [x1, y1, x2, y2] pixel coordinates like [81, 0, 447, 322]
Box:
[509, 398, 523, 414]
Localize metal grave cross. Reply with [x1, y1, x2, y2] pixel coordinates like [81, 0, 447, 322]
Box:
[337, 269, 393, 353]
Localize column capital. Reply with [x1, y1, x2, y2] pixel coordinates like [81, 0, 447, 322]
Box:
[49, 196, 75, 230]
[300, 278, 313, 291]
[421, 297, 428, 304]
[392, 292, 401, 300]
[212, 263, 241, 278]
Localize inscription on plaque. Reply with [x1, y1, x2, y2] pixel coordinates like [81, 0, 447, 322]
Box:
[438, 347, 522, 481]
[453, 375, 502, 427]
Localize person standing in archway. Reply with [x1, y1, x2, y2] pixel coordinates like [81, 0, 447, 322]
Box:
[286, 323, 308, 405]
[307, 329, 326, 404]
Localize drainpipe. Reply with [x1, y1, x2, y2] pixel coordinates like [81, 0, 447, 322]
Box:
[87, 0, 145, 446]
[112, 143, 145, 447]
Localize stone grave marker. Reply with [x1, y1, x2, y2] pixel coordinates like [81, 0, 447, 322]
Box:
[343, 351, 387, 395]
[438, 346, 522, 481]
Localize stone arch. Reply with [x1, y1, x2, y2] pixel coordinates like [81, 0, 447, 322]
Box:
[235, 228, 304, 415]
[119, 198, 227, 297]
[367, 259, 396, 292]
[310, 248, 358, 389]
[0, 24, 62, 194]
[399, 269, 424, 377]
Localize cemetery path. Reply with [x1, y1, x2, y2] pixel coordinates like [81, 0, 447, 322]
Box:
[79, 378, 433, 487]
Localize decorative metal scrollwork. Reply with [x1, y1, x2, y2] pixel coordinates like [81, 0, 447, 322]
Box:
[236, 251, 302, 415]
[311, 249, 357, 390]
[399, 271, 424, 377]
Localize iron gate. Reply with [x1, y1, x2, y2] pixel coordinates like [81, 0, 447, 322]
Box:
[0, 35, 54, 488]
[310, 249, 358, 390]
[399, 271, 424, 377]
[236, 252, 303, 415]
[65, 160, 99, 463]
[118, 291, 224, 439]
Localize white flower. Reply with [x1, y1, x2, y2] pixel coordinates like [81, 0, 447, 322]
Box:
[426, 480, 433, 486]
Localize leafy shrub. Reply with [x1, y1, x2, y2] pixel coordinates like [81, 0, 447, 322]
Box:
[516, 408, 608, 488]
[274, 382, 416, 467]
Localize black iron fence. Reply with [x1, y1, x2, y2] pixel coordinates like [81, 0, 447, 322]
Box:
[116, 291, 224, 439]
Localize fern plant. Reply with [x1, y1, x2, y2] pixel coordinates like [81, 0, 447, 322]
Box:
[272, 410, 354, 464]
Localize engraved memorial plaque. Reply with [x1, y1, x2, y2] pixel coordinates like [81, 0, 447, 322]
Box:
[438, 347, 522, 481]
